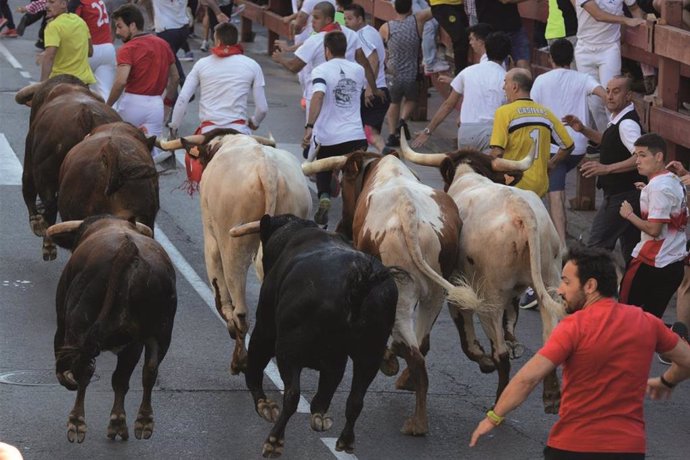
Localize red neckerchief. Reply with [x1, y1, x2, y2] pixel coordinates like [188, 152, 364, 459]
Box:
[210, 43, 244, 58]
[320, 22, 341, 33]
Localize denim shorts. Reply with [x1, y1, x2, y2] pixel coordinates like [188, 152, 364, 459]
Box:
[508, 27, 531, 63]
[548, 154, 583, 192]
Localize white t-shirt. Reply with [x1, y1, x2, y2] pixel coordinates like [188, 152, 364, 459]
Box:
[450, 60, 505, 124]
[576, 0, 637, 46]
[295, 26, 362, 101]
[531, 68, 601, 155]
[609, 103, 642, 154]
[632, 172, 688, 268]
[311, 58, 366, 146]
[297, 0, 337, 43]
[152, 0, 188, 32]
[357, 24, 386, 89]
[171, 54, 266, 131]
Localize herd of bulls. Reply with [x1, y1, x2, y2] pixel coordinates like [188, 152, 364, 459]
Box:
[16, 75, 567, 457]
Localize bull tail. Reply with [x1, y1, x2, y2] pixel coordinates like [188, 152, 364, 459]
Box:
[397, 197, 492, 314]
[104, 138, 158, 196]
[259, 156, 278, 217]
[512, 196, 566, 319]
[80, 234, 139, 359]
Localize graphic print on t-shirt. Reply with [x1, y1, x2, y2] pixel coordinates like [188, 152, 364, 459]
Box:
[334, 68, 358, 108]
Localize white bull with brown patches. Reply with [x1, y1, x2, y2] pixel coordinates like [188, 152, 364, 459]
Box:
[303, 152, 488, 436]
[399, 135, 565, 414]
[159, 130, 312, 375]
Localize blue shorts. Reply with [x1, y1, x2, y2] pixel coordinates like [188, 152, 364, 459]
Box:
[508, 27, 531, 63]
[548, 154, 583, 192]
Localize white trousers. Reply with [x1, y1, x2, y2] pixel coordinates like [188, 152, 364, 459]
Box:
[117, 92, 164, 156]
[89, 43, 116, 102]
[200, 122, 251, 135]
[575, 42, 621, 131]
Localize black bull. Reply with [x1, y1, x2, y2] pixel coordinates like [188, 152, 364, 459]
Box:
[48, 215, 177, 444]
[245, 215, 398, 457]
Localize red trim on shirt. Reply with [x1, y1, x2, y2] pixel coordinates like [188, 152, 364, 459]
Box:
[619, 258, 643, 303]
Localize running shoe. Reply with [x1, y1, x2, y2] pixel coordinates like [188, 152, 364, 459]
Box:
[179, 51, 194, 62]
[1, 29, 19, 38]
[314, 196, 331, 225]
[200, 40, 209, 52]
[519, 287, 538, 309]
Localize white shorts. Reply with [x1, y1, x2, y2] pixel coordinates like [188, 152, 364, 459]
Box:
[117, 92, 164, 155]
[200, 122, 251, 135]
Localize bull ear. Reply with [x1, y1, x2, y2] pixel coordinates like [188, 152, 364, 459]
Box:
[440, 158, 456, 186]
[342, 155, 362, 178]
[145, 136, 157, 153]
[259, 214, 273, 245]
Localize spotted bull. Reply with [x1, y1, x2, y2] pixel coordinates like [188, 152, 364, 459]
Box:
[46, 215, 177, 443]
[400, 135, 565, 413]
[58, 122, 159, 228]
[15, 75, 121, 260]
[302, 152, 487, 436]
[158, 130, 312, 376]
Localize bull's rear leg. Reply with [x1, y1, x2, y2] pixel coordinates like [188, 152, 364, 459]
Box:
[543, 369, 561, 414]
[503, 298, 524, 359]
[67, 367, 95, 443]
[108, 343, 144, 440]
[310, 354, 347, 432]
[392, 343, 428, 436]
[246, 322, 280, 423]
[336, 354, 381, 453]
[395, 334, 430, 392]
[262, 366, 301, 458]
[448, 307, 495, 373]
[135, 339, 168, 440]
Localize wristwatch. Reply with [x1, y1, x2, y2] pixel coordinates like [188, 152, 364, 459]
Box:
[305, 123, 314, 129]
[423, 127, 432, 135]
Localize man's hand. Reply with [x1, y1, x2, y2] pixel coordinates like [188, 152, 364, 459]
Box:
[271, 48, 284, 63]
[248, 119, 258, 131]
[16, 6, 27, 13]
[625, 17, 645, 28]
[274, 39, 289, 52]
[647, 377, 674, 400]
[364, 87, 374, 107]
[411, 131, 430, 148]
[562, 114, 584, 132]
[469, 418, 497, 447]
[619, 200, 634, 219]
[216, 12, 230, 23]
[302, 127, 312, 149]
[580, 160, 609, 178]
[667, 160, 689, 177]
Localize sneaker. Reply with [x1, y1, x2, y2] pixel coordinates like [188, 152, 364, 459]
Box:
[179, 50, 194, 62]
[658, 322, 688, 365]
[386, 133, 400, 147]
[35, 39, 45, 50]
[424, 60, 450, 75]
[519, 287, 538, 309]
[1, 29, 19, 38]
[314, 196, 331, 225]
[0, 17, 7, 32]
[200, 40, 209, 52]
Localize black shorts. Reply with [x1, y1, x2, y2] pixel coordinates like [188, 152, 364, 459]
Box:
[360, 88, 390, 132]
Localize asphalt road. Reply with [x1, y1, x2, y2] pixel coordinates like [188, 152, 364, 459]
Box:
[1, 13, 689, 460]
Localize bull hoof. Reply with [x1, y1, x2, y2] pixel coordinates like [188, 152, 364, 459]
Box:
[134, 411, 154, 440]
[395, 368, 415, 392]
[506, 341, 525, 360]
[310, 413, 333, 432]
[335, 435, 354, 453]
[256, 398, 280, 423]
[67, 413, 87, 443]
[401, 416, 428, 436]
[226, 319, 237, 340]
[230, 346, 248, 375]
[379, 350, 399, 376]
[477, 356, 496, 373]
[262, 435, 284, 458]
[57, 371, 78, 391]
[107, 412, 129, 440]
[30, 214, 48, 237]
[42, 243, 57, 261]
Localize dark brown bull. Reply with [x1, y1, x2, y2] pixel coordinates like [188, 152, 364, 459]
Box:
[47, 215, 177, 443]
[16, 75, 121, 260]
[59, 122, 159, 228]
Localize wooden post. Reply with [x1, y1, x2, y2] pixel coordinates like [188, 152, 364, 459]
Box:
[657, 0, 684, 160]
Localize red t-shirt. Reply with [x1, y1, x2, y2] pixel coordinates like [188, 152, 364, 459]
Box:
[538, 298, 678, 454]
[117, 34, 175, 96]
[74, 0, 112, 45]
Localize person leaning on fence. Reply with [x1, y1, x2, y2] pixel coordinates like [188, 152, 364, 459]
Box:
[618, 134, 688, 319]
[469, 245, 690, 460]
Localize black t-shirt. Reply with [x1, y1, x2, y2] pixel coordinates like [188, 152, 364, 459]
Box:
[476, 0, 522, 32]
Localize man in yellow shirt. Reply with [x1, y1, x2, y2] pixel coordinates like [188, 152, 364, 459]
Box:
[490, 68, 574, 197]
[40, 0, 95, 85]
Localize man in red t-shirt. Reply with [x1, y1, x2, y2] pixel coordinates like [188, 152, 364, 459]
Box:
[469, 246, 690, 459]
[106, 4, 178, 159]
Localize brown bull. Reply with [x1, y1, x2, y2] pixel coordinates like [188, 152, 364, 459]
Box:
[47, 215, 177, 443]
[399, 135, 565, 414]
[59, 122, 159, 229]
[15, 75, 120, 260]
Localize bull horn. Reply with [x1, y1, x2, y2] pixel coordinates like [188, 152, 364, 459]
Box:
[156, 134, 206, 151]
[15, 82, 42, 106]
[250, 133, 276, 147]
[229, 221, 261, 237]
[399, 128, 447, 167]
[134, 222, 153, 237]
[46, 220, 84, 237]
[301, 155, 348, 176]
[491, 140, 537, 172]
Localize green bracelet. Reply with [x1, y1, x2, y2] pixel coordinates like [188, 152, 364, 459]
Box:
[486, 409, 505, 426]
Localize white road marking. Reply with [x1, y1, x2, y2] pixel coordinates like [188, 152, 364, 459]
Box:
[153, 224, 310, 414]
[320, 438, 358, 460]
[0, 42, 22, 69]
[20, 71, 31, 80]
[0, 134, 23, 186]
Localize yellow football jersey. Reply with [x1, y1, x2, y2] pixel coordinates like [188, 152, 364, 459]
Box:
[490, 98, 573, 197]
